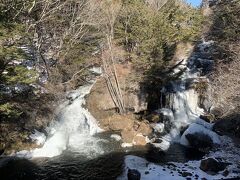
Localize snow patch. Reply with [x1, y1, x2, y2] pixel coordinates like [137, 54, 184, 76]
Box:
[118, 154, 240, 180]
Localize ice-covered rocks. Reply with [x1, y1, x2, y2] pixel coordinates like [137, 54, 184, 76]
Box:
[180, 123, 221, 151]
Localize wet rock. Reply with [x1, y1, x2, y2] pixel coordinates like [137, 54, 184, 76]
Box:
[185, 132, 213, 152]
[133, 134, 147, 146]
[222, 169, 229, 177]
[146, 113, 161, 123]
[200, 114, 215, 123]
[136, 121, 152, 136]
[180, 125, 189, 136]
[127, 169, 141, 180]
[213, 118, 240, 138]
[121, 129, 136, 143]
[151, 138, 162, 143]
[200, 158, 228, 173]
[195, 58, 214, 74]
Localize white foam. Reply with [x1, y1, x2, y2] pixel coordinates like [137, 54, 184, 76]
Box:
[153, 123, 165, 133]
[29, 129, 46, 146]
[110, 134, 122, 141]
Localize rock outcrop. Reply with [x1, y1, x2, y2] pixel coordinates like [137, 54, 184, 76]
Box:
[98, 114, 152, 146]
[213, 117, 240, 138]
[86, 64, 148, 121]
[185, 132, 213, 152]
[200, 158, 228, 173]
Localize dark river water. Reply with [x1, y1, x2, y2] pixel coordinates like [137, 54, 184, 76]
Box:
[0, 132, 205, 180]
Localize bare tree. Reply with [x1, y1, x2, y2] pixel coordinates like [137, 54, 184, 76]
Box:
[98, 0, 126, 114]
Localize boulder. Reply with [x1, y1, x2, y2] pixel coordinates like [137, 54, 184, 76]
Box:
[180, 123, 221, 149]
[127, 169, 141, 180]
[121, 129, 136, 143]
[133, 134, 147, 146]
[185, 132, 213, 152]
[213, 117, 240, 138]
[200, 158, 228, 173]
[108, 115, 134, 131]
[136, 121, 152, 136]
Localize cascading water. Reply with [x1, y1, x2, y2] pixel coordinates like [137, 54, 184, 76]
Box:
[154, 40, 215, 150]
[32, 83, 103, 158]
[17, 69, 106, 158]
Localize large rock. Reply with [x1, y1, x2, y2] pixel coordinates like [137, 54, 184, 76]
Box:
[200, 158, 228, 173]
[213, 117, 240, 138]
[127, 169, 141, 180]
[135, 121, 152, 136]
[185, 132, 213, 152]
[108, 115, 134, 131]
[132, 134, 147, 146]
[121, 129, 136, 143]
[180, 123, 221, 149]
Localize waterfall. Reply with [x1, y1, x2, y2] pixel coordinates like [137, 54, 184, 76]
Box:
[155, 40, 214, 149]
[17, 69, 104, 158]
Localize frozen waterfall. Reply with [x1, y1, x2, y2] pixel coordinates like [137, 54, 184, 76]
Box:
[17, 75, 104, 158]
[154, 41, 214, 149]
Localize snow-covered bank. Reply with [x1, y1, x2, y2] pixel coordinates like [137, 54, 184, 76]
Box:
[119, 150, 240, 180]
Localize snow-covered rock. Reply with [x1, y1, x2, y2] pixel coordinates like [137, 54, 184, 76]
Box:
[180, 123, 220, 147]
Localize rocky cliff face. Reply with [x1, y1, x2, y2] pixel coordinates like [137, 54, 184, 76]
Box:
[87, 63, 148, 120]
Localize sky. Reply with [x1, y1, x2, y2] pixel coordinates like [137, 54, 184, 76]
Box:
[186, 0, 202, 7]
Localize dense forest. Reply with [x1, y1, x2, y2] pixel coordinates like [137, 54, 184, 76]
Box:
[0, 0, 239, 179]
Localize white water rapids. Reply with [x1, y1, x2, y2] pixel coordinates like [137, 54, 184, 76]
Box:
[17, 69, 105, 158]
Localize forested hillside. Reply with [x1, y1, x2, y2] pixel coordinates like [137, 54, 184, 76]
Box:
[0, 0, 202, 125]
